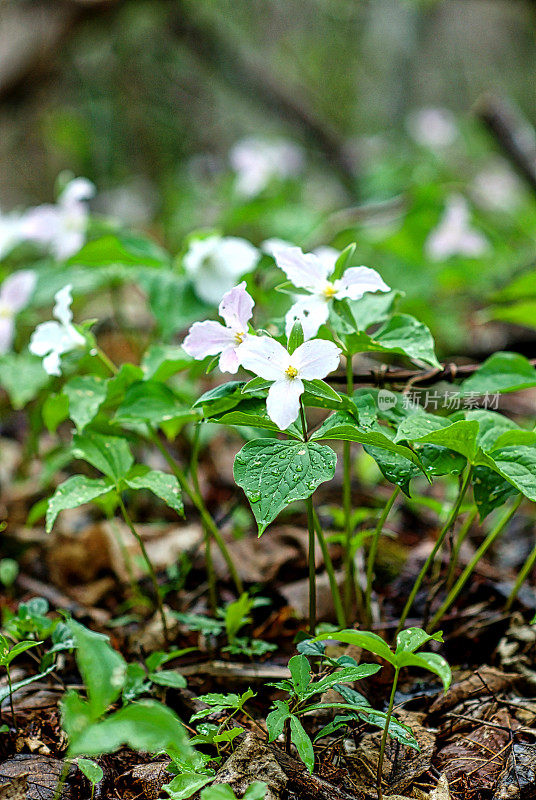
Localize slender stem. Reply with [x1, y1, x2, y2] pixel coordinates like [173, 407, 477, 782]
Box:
[506, 533, 536, 612]
[7, 666, 15, 729]
[312, 510, 346, 628]
[307, 496, 317, 636]
[377, 668, 400, 800]
[343, 353, 363, 620]
[191, 424, 217, 613]
[150, 433, 243, 595]
[118, 496, 170, 643]
[365, 486, 400, 626]
[395, 466, 474, 639]
[428, 494, 523, 631]
[94, 345, 119, 376]
[446, 506, 478, 590]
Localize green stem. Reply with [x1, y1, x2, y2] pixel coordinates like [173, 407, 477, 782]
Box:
[365, 486, 400, 626]
[395, 466, 474, 639]
[118, 496, 169, 643]
[377, 667, 400, 800]
[342, 353, 363, 620]
[7, 666, 15, 729]
[428, 494, 523, 631]
[191, 424, 217, 613]
[53, 759, 71, 800]
[506, 534, 536, 612]
[446, 506, 478, 591]
[307, 497, 317, 636]
[150, 433, 243, 595]
[312, 510, 346, 628]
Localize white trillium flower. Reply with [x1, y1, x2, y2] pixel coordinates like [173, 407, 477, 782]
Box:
[183, 281, 255, 374]
[425, 194, 489, 261]
[230, 137, 304, 198]
[273, 245, 390, 340]
[238, 335, 341, 430]
[471, 161, 522, 212]
[29, 284, 86, 376]
[183, 235, 260, 306]
[0, 211, 25, 260]
[0, 270, 37, 353]
[22, 177, 95, 261]
[406, 107, 457, 149]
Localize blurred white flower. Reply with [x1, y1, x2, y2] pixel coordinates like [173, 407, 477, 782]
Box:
[261, 237, 295, 258]
[274, 245, 389, 339]
[29, 284, 86, 375]
[22, 177, 95, 260]
[425, 194, 489, 261]
[183, 235, 260, 305]
[183, 281, 255, 374]
[0, 270, 36, 353]
[0, 211, 25, 260]
[230, 137, 304, 198]
[471, 161, 522, 212]
[238, 335, 341, 430]
[406, 108, 457, 149]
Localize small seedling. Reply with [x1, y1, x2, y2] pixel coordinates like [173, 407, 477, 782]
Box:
[78, 758, 103, 800]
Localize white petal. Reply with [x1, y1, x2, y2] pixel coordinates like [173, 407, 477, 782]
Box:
[237, 336, 289, 380]
[285, 295, 329, 340]
[218, 281, 254, 330]
[0, 317, 14, 354]
[53, 285, 75, 326]
[60, 178, 95, 207]
[53, 225, 86, 260]
[266, 378, 304, 430]
[215, 238, 260, 277]
[337, 267, 390, 301]
[218, 346, 240, 374]
[21, 205, 60, 245]
[43, 351, 61, 376]
[29, 321, 64, 357]
[182, 320, 236, 360]
[312, 246, 339, 273]
[0, 270, 36, 312]
[261, 237, 295, 257]
[292, 339, 341, 380]
[273, 246, 331, 290]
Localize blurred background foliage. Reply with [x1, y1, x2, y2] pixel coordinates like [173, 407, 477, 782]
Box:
[1, 0, 536, 353]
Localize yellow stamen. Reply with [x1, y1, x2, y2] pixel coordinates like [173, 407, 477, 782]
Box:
[285, 365, 299, 379]
[323, 283, 337, 299]
[234, 331, 245, 344]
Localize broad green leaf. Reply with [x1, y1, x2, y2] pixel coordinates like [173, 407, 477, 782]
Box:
[69, 620, 126, 719]
[149, 671, 187, 689]
[68, 700, 192, 757]
[3, 640, 41, 666]
[472, 465, 518, 519]
[266, 700, 290, 742]
[395, 628, 443, 655]
[396, 416, 479, 462]
[124, 466, 184, 516]
[116, 381, 194, 431]
[193, 382, 245, 415]
[308, 664, 381, 697]
[65, 376, 107, 431]
[139, 270, 208, 340]
[466, 409, 519, 452]
[287, 320, 304, 354]
[332, 243, 356, 280]
[207, 399, 285, 434]
[345, 314, 440, 367]
[244, 783, 268, 800]
[360, 710, 420, 750]
[224, 594, 253, 641]
[476, 447, 536, 501]
[395, 651, 451, 692]
[43, 392, 70, 432]
[73, 432, 134, 483]
[0, 352, 49, 409]
[69, 233, 170, 269]
[46, 475, 114, 533]
[347, 289, 402, 331]
[0, 666, 55, 704]
[290, 715, 314, 773]
[313, 630, 395, 665]
[241, 377, 273, 394]
[142, 345, 192, 381]
[313, 413, 426, 473]
[460, 352, 536, 395]
[163, 774, 213, 800]
[105, 364, 144, 407]
[302, 379, 342, 406]
[200, 787, 235, 800]
[77, 758, 103, 786]
[289, 654, 311, 695]
[489, 300, 536, 331]
[233, 439, 336, 535]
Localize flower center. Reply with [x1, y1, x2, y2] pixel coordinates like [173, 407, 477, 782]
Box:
[0, 303, 12, 319]
[322, 282, 337, 299]
[285, 365, 299, 379]
[234, 331, 245, 345]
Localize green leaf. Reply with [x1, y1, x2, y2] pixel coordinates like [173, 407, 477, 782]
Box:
[234, 439, 336, 535]
[489, 299, 536, 330]
[224, 594, 253, 641]
[67, 700, 192, 757]
[302, 379, 342, 406]
[308, 664, 381, 697]
[460, 352, 536, 395]
[287, 320, 304, 354]
[266, 700, 290, 742]
[163, 774, 213, 800]
[69, 233, 170, 269]
[241, 377, 273, 394]
[360, 710, 420, 750]
[290, 715, 314, 773]
[124, 466, 184, 516]
[46, 475, 114, 533]
[332, 243, 356, 280]
[73, 431, 134, 483]
[288, 654, 311, 696]
[139, 270, 208, 340]
[149, 671, 187, 689]
[395, 628, 443, 655]
[313, 630, 395, 665]
[142, 344, 192, 381]
[312, 413, 427, 473]
[476, 447, 536, 501]
[43, 392, 70, 432]
[69, 620, 127, 719]
[2, 639, 41, 666]
[244, 783, 268, 800]
[395, 651, 451, 692]
[472, 466, 518, 519]
[116, 381, 195, 432]
[65, 376, 108, 431]
[0, 666, 55, 704]
[395, 416, 480, 462]
[200, 787, 236, 800]
[347, 289, 402, 331]
[207, 398, 288, 434]
[193, 382, 245, 415]
[0, 353, 49, 409]
[77, 758, 103, 786]
[345, 314, 440, 367]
